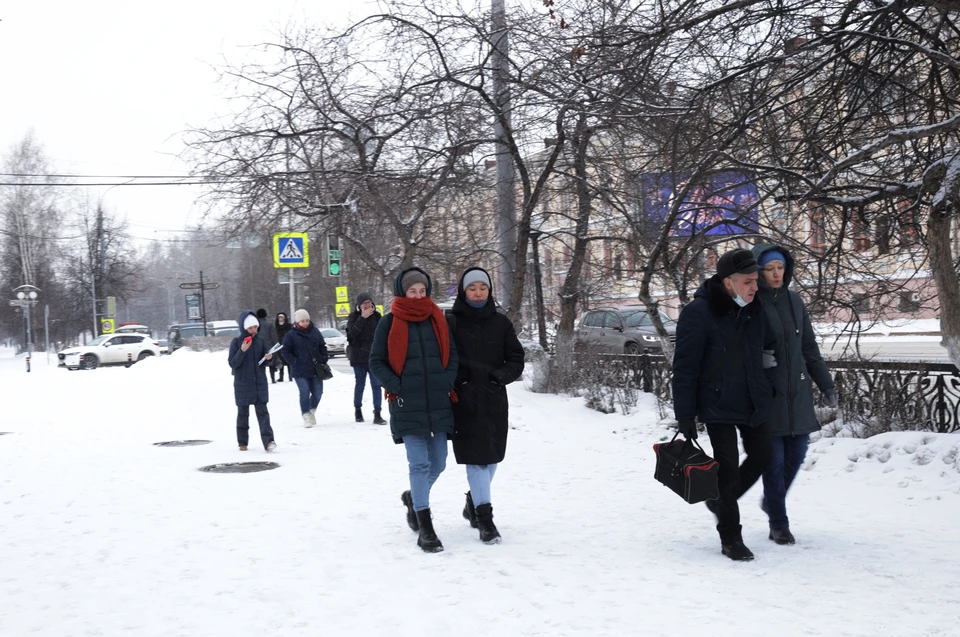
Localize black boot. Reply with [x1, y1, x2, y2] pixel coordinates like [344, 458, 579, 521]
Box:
[415, 508, 444, 553]
[373, 409, 386, 425]
[278, 368, 284, 382]
[355, 407, 364, 423]
[769, 527, 796, 545]
[475, 503, 501, 544]
[721, 541, 755, 561]
[400, 491, 419, 532]
[462, 492, 478, 528]
[270, 369, 276, 384]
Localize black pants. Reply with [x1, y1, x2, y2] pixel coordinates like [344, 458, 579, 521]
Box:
[705, 423, 772, 544]
[269, 362, 285, 382]
[237, 401, 274, 448]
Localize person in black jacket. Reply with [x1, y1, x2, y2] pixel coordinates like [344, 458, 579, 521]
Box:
[280, 309, 329, 428]
[272, 312, 292, 383]
[753, 244, 837, 546]
[369, 267, 458, 553]
[449, 267, 524, 544]
[346, 292, 385, 424]
[672, 248, 778, 561]
[256, 308, 280, 383]
[228, 310, 276, 452]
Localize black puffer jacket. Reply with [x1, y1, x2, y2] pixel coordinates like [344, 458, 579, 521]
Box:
[346, 292, 381, 367]
[280, 322, 328, 379]
[228, 310, 270, 406]
[752, 243, 834, 437]
[449, 267, 525, 465]
[672, 275, 778, 426]
[274, 313, 292, 366]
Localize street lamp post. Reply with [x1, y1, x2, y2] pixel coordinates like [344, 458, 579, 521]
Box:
[12, 284, 40, 372]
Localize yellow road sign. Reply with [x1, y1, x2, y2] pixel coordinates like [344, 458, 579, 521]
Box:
[272, 233, 309, 268]
[335, 303, 351, 317]
[100, 318, 115, 334]
[336, 286, 349, 303]
[376, 305, 384, 315]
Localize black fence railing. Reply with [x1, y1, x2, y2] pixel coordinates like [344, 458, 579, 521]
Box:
[574, 353, 960, 434]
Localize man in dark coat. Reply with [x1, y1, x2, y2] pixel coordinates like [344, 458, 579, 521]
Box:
[449, 267, 524, 544]
[228, 310, 276, 452]
[272, 312, 292, 382]
[255, 309, 280, 383]
[753, 243, 837, 545]
[672, 248, 778, 561]
[346, 292, 385, 424]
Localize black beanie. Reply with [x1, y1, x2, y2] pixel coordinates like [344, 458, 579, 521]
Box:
[256, 308, 268, 319]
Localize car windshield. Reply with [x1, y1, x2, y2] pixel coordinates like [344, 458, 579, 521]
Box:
[88, 336, 109, 346]
[622, 310, 675, 328]
[321, 329, 343, 338]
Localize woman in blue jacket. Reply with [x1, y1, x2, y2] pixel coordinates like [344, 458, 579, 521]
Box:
[280, 309, 328, 428]
[369, 267, 458, 553]
[228, 310, 276, 452]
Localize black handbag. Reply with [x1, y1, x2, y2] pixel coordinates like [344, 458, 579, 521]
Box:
[312, 357, 333, 381]
[653, 433, 719, 504]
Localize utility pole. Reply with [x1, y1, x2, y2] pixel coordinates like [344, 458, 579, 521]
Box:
[492, 0, 516, 310]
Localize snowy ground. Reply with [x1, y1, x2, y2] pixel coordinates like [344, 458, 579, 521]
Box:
[1, 348, 959, 636]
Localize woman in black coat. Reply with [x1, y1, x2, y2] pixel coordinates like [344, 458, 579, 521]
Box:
[449, 267, 524, 544]
[228, 310, 276, 452]
[271, 312, 292, 383]
[280, 309, 328, 428]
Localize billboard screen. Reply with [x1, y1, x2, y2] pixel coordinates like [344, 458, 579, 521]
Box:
[640, 171, 759, 236]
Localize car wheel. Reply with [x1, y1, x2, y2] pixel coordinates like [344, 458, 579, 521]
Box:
[624, 342, 641, 355]
[137, 351, 154, 361]
[82, 354, 99, 370]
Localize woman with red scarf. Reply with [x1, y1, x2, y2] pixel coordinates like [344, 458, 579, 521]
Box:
[369, 267, 459, 553]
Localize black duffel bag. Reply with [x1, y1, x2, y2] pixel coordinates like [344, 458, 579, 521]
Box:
[312, 357, 333, 381]
[653, 433, 719, 504]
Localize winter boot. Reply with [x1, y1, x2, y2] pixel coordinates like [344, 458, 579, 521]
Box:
[309, 409, 317, 425]
[462, 492, 478, 528]
[270, 369, 276, 384]
[400, 491, 419, 532]
[355, 407, 364, 423]
[475, 503, 501, 544]
[769, 527, 796, 545]
[373, 409, 386, 425]
[302, 412, 314, 428]
[721, 541, 755, 561]
[415, 508, 444, 553]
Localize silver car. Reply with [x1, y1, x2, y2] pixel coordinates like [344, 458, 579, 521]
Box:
[321, 328, 347, 357]
[576, 307, 677, 354]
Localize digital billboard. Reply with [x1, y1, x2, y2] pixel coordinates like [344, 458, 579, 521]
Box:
[640, 170, 760, 236]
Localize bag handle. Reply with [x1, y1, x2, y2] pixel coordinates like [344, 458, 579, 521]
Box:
[669, 431, 709, 456]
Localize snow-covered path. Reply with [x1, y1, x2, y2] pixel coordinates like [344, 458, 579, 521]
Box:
[1, 350, 958, 636]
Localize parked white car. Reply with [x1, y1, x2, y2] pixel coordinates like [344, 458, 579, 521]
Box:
[321, 328, 347, 357]
[58, 334, 162, 370]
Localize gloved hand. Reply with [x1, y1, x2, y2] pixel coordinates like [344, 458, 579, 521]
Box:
[822, 388, 839, 408]
[677, 419, 698, 440]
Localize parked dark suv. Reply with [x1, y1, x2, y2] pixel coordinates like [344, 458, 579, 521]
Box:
[576, 307, 677, 354]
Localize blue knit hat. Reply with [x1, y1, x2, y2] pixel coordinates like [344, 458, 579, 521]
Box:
[758, 249, 786, 267]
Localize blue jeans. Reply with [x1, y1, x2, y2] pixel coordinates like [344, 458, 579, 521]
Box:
[353, 365, 382, 410]
[402, 432, 448, 511]
[761, 434, 810, 530]
[293, 376, 323, 415]
[466, 463, 498, 506]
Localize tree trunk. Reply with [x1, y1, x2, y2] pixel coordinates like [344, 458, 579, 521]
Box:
[927, 210, 960, 367]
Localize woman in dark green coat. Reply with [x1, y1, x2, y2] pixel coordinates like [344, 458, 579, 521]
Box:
[369, 267, 458, 553]
[752, 244, 837, 545]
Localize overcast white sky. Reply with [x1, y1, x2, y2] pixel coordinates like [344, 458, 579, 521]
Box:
[0, 1, 368, 244]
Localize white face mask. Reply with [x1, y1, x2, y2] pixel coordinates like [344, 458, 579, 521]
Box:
[733, 294, 749, 308]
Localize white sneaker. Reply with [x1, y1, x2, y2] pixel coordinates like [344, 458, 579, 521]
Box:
[309, 409, 317, 426]
[266, 441, 277, 452]
[302, 413, 314, 428]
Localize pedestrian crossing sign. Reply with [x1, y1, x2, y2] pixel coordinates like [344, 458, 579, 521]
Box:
[336, 286, 349, 303]
[273, 233, 309, 268]
[336, 303, 351, 317]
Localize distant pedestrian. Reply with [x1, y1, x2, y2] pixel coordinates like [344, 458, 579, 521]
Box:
[256, 309, 280, 383]
[272, 312, 292, 382]
[228, 310, 276, 452]
[449, 267, 524, 544]
[280, 309, 329, 428]
[369, 267, 459, 553]
[672, 248, 778, 561]
[753, 244, 837, 546]
[346, 293, 385, 424]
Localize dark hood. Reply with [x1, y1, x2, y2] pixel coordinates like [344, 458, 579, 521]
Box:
[392, 266, 432, 297]
[237, 310, 257, 336]
[694, 274, 763, 317]
[452, 266, 496, 318]
[752, 243, 795, 289]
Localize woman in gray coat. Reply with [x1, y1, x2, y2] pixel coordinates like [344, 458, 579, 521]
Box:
[752, 244, 837, 545]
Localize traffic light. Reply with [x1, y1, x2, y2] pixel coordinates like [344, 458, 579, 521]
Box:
[327, 234, 341, 277]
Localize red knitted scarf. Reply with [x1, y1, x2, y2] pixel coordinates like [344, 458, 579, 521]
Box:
[387, 296, 451, 376]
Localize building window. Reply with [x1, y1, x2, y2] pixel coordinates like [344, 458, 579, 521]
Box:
[809, 206, 827, 254]
[852, 207, 871, 252]
[898, 291, 921, 313]
[898, 202, 922, 250]
[614, 253, 623, 280]
[852, 292, 871, 313]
